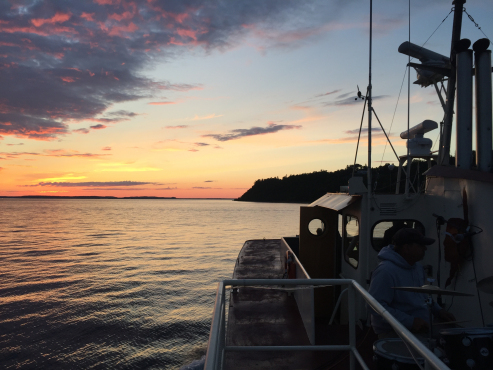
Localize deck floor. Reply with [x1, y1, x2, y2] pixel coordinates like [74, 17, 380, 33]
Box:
[223, 239, 377, 370]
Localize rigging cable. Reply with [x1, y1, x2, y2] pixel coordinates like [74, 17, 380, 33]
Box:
[406, 0, 411, 195]
[463, 8, 490, 40]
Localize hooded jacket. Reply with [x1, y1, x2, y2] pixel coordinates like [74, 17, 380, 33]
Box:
[368, 245, 441, 334]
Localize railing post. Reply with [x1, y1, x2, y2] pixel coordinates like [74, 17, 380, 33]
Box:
[220, 283, 226, 369]
[348, 283, 356, 370]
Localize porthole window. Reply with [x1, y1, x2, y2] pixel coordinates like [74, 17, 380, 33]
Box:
[371, 220, 425, 251]
[343, 215, 359, 268]
[308, 218, 325, 236]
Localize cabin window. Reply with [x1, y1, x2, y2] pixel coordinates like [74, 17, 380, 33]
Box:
[343, 215, 359, 268]
[308, 218, 325, 236]
[371, 220, 425, 251]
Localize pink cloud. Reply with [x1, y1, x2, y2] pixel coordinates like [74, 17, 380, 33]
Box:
[81, 12, 95, 22]
[165, 125, 188, 129]
[149, 101, 176, 105]
[108, 11, 134, 22]
[93, 0, 121, 5]
[176, 28, 197, 41]
[2, 24, 76, 37]
[31, 12, 72, 27]
[73, 128, 90, 134]
[108, 22, 139, 37]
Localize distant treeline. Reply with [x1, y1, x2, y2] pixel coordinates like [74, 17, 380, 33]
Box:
[236, 160, 435, 203]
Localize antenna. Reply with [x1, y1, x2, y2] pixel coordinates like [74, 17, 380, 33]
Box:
[367, 0, 372, 193]
[355, 85, 365, 100]
[366, 0, 373, 281]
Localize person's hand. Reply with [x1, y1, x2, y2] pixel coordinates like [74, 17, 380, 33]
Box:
[411, 317, 429, 333]
[437, 309, 456, 322]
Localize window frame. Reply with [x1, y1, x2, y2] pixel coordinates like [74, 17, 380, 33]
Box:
[370, 219, 425, 252]
[342, 214, 360, 269]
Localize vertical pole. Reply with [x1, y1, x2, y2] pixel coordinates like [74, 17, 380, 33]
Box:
[396, 158, 404, 194]
[439, 0, 465, 165]
[405, 159, 411, 196]
[405, 0, 412, 198]
[406, 0, 411, 196]
[367, 0, 372, 189]
[366, 0, 373, 291]
[220, 283, 226, 369]
[348, 284, 356, 370]
[475, 47, 493, 172]
[455, 49, 473, 169]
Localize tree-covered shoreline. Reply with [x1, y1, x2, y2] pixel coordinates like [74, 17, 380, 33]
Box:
[236, 161, 433, 203]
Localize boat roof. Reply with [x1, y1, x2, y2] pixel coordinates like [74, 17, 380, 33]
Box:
[309, 193, 359, 211]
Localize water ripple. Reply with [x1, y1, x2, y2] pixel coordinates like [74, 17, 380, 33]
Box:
[0, 199, 300, 369]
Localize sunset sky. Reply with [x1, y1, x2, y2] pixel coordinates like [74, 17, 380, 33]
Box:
[1, 0, 492, 198]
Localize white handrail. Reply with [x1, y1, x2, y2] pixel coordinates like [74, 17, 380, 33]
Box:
[205, 278, 450, 370]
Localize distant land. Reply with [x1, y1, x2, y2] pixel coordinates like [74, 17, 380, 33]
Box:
[236, 161, 432, 203]
[1, 160, 432, 203]
[0, 196, 176, 199]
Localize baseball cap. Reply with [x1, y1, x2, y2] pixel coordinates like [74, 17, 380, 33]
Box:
[392, 228, 435, 246]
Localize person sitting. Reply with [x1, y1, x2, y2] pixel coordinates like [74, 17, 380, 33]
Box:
[368, 228, 455, 338]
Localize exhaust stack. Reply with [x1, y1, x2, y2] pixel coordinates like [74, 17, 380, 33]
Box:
[474, 39, 492, 172]
[455, 42, 473, 169]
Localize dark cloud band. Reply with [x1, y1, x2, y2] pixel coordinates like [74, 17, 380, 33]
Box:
[0, 0, 346, 141]
[202, 123, 301, 142]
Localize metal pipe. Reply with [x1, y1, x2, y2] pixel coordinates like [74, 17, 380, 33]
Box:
[439, 0, 465, 165]
[220, 283, 226, 368]
[455, 49, 473, 169]
[366, 0, 373, 290]
[352, 347, 371, 370]
[434, 82, 446, 112]
[329, 288, 348, 325]
[405, 159, 412, 196]
[367, 0, 373, 189]
[205, 282, 226, 370]
[474, 45, 492, 172]
[225, 278, 354, 286]
[348, 284, 356, 370]
[224, 345, 352, 352]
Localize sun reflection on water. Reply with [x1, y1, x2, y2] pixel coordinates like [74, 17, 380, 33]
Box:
[0, 199, 301, 369]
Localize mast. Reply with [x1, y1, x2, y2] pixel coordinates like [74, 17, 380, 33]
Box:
[438, 0, 466, 165]
[367, 0, 372, 194]
[366, 0, 373, 280]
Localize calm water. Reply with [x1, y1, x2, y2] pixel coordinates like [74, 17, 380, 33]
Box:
[0, 199, 301, 369]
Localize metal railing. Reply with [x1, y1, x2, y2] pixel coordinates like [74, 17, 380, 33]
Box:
[204, 278, 450, 370]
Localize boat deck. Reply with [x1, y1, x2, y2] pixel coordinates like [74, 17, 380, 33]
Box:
[223, 239, 377, 370]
